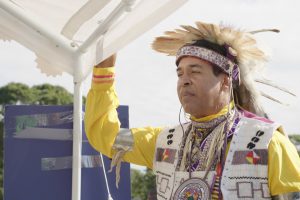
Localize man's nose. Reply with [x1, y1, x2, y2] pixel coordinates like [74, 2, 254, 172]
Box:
[181, 75, 192, 86]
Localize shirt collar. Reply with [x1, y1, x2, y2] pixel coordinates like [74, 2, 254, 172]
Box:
[190, 101, 234, 123]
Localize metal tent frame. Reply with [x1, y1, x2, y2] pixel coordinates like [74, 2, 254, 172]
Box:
[0, 0, 188, 199]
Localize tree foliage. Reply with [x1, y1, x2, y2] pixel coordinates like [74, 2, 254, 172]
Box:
[131, 168, 157, 200]
[289, 135, 300, 156]
[31, 84, 73, 105]
[289, 135, 300, 143]
[0, 121, 2, 199]
[0, 82, 75, 107]
[0, 82, 34, 107]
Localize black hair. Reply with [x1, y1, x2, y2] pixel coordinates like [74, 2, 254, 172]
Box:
[192, 40, 227, 57]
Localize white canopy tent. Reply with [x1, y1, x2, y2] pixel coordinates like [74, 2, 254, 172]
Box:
[0, 0, 188, 199]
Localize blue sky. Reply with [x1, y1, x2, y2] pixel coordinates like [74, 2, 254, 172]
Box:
[1, 0, 299, 135]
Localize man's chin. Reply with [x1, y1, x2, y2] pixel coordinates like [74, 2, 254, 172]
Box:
[182, 105, 193, 115]
[182, 105, 205, 118]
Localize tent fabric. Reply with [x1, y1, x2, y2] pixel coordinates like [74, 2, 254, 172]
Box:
[0, 0, 188, 78]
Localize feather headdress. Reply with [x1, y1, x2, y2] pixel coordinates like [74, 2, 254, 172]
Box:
[152, 21, 291, 117]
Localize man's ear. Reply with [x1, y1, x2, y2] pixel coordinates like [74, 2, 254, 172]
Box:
[221, 75, 230, 90]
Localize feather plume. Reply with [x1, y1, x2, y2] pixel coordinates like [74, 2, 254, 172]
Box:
[152, 37, 182, 55]
[195, 22, 211, 38]
[249, 29, 280, 34]
[260, 91, 289, 105]
[152, 21, 282, 116]
[239, 35, 256, 47]
[181, 25, 204, 37]
[255, 79, 296, 96]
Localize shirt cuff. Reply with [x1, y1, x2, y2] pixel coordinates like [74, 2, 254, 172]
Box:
[91, 67, 115, 90]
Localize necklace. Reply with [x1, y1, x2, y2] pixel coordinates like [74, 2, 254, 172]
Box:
[173, 150, 220, 200]
[173, 125, 224, 200]
[173, 109, 240, 200]
[173, 178, 211, 200]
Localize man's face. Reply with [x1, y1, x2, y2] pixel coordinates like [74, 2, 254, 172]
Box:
[176, 56, 227, 118]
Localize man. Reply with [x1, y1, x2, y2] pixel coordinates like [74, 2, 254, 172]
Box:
[85, 21, 300, 199]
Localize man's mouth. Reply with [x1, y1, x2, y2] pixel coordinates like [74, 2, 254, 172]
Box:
[182, 91, 195, 97]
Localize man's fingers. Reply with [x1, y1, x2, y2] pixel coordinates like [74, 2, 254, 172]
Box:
[95, 54, 117, 68]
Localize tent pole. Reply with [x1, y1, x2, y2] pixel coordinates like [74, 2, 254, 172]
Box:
[72, 57, 83, 200]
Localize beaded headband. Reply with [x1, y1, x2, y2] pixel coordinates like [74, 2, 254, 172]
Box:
[176, 45, 240, 82]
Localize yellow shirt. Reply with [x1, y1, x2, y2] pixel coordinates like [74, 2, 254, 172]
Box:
[85, 67, 300, 196]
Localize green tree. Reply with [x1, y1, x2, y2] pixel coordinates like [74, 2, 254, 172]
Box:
[31, 84, 73, 105]
[0, 82, 77, 200]
[289, 135, 300, 143]
[0, 121, 2, 198]
[131, 168, 156, 200]
[289, 135, 300, 156]
[0, 82, 34, 107]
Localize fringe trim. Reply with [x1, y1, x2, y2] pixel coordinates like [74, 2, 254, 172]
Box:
[109, 147, 131, 188]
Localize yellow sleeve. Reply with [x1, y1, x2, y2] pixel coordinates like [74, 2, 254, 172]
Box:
[124, 127, 162, 169]
[85, 67, 120, 158]
[268, 130, 300, 195]
[84, 67, 162, 169]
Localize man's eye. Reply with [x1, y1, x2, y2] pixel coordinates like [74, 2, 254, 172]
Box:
[177, 73, 183, 77]
[192, 71, 201, 73]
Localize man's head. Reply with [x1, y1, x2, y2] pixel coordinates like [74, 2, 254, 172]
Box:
[176, 40, 233, 118]
[153, 21, 274, 117]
